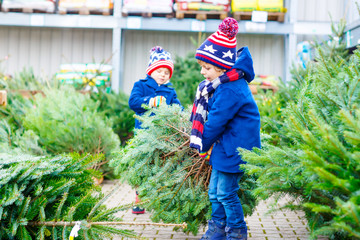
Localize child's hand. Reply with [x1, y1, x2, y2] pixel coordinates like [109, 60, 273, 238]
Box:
[149, 96, 166, 107]
[199, 146, 213, 161]
[199, 151, 210, 160]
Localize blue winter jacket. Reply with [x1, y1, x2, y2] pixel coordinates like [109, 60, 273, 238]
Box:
[202, 47, 261, 173]
[128, 75, 182, 129]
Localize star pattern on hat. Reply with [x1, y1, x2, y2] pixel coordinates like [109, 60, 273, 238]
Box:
[222, 50, 234, 59]
[204, 44, 217, 54]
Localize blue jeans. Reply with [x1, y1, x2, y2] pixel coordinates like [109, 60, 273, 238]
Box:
[208, 169, 246, 229]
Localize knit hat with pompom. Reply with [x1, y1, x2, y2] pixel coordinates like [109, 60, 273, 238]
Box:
[195, 17, 238, 70]
[146, 46, 174, 78]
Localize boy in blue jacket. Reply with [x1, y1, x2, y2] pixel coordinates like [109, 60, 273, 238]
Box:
[129, 46, 181, 129]
[190, 18, 261, 240]
[129, 46, 182, 214]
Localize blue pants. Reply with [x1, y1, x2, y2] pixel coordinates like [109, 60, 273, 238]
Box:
[208, 169, 246, 229]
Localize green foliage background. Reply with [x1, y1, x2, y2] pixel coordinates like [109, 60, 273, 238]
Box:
[90, 90, 134, 145]
[171, 53, 203, 107]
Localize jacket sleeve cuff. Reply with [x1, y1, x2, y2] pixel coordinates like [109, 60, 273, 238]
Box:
[144, 96, 151, 104]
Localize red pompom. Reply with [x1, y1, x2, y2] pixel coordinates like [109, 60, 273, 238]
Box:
[218, 17, 238, 39]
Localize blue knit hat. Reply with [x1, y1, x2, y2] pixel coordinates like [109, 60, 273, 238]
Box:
[195, 17, 238, 70]
[146, 46, 174, 78]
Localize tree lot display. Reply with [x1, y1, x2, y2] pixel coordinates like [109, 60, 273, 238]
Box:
[0, 19, 358, 239]
[241, 21, 360, 239]
[0, 153, 139, 240]
[0, 86, 122, 177]
[0, 68, 134, 151]
[0, 67, 52, 91]
[256, 20, 350, 147]
[0, 91, 35, 152]
[0, 70, 132, 176]
[110, 105, 257, 234]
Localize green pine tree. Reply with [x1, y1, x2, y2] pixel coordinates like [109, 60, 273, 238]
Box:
[241, 19, 360, 240]
[0, 152, 139, 240]
[22, 87, 120, 158]
[110, 105, 258, 235]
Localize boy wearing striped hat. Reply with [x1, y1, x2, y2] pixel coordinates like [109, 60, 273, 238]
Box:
[129, 46, 182, 129]
[190, 18, 261, 240]
[129, 46, 182, 214]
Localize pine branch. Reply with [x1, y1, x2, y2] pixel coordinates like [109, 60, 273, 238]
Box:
[165, 123, 190, 138]
[28, 220, 187, 228]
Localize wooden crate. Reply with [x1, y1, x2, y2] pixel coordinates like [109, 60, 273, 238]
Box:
[122, 11, 174, 18]
[58, 7, 112, 15]
[176, 10, 228, 20]
[58, 0, 113, 15]
[232, 11, 285, 22]
[1, 1, 55, 13]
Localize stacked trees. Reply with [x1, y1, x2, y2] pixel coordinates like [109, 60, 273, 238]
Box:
[0, 68, 141, 239]
[0, 153, 138, 240]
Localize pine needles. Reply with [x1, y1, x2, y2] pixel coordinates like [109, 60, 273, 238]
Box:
[0, 153, 139, 240]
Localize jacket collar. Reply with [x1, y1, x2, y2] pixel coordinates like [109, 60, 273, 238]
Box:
[142, 75, 173, 89]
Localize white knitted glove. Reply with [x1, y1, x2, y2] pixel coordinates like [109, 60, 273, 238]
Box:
[149, 96, 166, 108]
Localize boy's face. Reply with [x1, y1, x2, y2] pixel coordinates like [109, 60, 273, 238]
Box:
[151, 67, 171, 85]
[199, 62, 225, 82]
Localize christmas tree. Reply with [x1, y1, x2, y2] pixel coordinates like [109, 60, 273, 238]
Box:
[0, 152, 139, 240]
[110, 105, 257, 234]
[241, 20, 360, 239]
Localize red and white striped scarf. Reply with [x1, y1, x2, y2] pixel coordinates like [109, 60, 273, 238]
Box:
[189, 69, 244, 152]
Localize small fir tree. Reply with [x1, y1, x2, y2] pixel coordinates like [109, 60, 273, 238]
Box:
[110, 105, 257, 234]
[21, 87, 120, 176]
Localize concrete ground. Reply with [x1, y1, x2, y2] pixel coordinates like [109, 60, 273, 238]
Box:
[101, 180, 326, 240]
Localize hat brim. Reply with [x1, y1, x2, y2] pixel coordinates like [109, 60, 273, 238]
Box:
[146, 60, 174, 78]
[195, 53, 233, 70]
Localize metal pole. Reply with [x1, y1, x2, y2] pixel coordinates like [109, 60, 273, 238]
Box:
[284, 0, 298, 83]
[111, 0, 122, 93]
